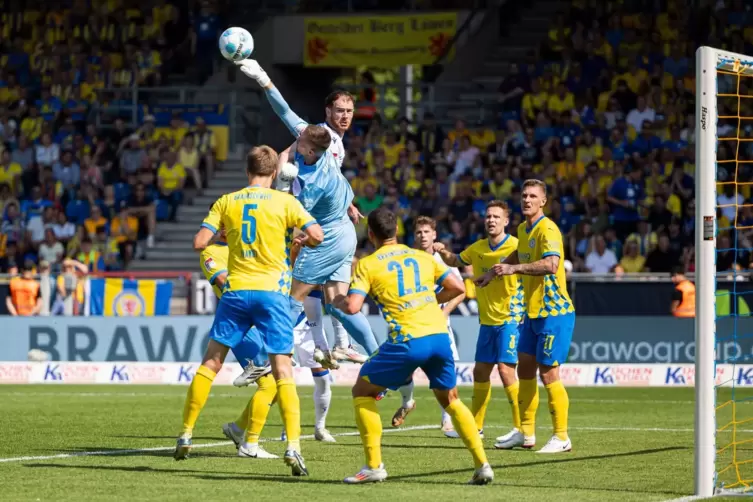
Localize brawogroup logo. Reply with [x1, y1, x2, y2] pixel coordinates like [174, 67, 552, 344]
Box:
[0, 363, 33, 383]
[593, 366, 653, 386]
[43, 363, 99, 383]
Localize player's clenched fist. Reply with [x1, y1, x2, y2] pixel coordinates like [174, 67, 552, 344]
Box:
[235, 59, 270, 87]
[432, 242, 446, 253]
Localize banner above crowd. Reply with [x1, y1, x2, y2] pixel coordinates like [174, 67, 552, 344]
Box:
[303, 12, 457, 67]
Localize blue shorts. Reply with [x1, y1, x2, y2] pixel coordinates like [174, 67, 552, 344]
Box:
[210, 290, 293, 355]
[232, 327, 268, 368]
[518, 313, 575, 367]
[475, 323, 520, 364]
[293, 222, 356, 285]
[359, 333, 456, 391]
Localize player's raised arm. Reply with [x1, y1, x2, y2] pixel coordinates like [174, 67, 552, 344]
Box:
[235, 59, 308, 137]
[432, 242, 463, 267]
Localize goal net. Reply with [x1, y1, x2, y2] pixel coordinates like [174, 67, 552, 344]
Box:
[697, 46, 753, 497]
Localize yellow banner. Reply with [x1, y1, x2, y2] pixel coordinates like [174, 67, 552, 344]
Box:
[304, 12, 457, 67]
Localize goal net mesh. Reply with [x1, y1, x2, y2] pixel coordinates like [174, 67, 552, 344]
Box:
[715, 53, 753, 493]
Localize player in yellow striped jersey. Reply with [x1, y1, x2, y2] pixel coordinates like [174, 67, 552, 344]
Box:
[434, 200, 525, 443]
[476, 179, 575, 453]
[334, 207, 493, 485]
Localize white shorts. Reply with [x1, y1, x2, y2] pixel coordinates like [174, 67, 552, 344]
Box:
[447, 321, 459, 361]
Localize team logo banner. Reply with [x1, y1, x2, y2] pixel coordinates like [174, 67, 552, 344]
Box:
[88, 278, 172, 317]
[303, 13, 457, 67]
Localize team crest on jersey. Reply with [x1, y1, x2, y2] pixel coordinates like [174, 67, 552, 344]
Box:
[204, 257, 216, 271]
[529, 238, 535, 248]
[112, 291, 145, 316]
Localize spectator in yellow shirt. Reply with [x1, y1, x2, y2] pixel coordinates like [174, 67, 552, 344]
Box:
[619, 240, 646, 273]
[110, 201, 139, 266]
[446, 119, 469, 148]
[469, 121, 495, 151]
[0, 150, 22, 194]
[521, 79, 548, 120]
[556, 147, 586, 181]
[379, 130, 404, 168]
[20, 106, 43, 142]
[84, 205, 109, 238]
[157, 150, 185, 222]
[161, 113, 188, 149]
[547, 82, 575, 114]
[191, 117, 216, 180]
[625, 220, 658, 256]
[178, 135, 202, 192]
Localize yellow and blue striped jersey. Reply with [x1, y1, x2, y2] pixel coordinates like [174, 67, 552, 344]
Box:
[350, 244, 452, 343]
[202, 186, 315, 294]
[458, 235, 524, 325]
[199, 243, 228, 298]
[516, 216, 574, 318]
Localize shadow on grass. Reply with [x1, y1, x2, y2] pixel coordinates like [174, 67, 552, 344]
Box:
[38, 447, 233, 459]
[23, 445, 690, 494]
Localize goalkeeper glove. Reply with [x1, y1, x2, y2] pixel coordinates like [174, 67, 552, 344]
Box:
[234, 59, 271, 87]
[274, 162, 299, 193]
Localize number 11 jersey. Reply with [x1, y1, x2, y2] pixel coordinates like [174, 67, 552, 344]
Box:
[349, 244, 452, 343]
[201, 185, 315, 294]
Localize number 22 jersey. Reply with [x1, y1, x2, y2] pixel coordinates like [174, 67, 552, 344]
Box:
[349, 244, 452, 343]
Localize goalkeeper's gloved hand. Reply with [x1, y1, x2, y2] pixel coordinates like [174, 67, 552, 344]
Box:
[274, 162, 299, 193]
[234, 59, 271, 87]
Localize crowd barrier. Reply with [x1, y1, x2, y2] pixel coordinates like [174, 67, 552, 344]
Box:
[0, 362, 736, 387]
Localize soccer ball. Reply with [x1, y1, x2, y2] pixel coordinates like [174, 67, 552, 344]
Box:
[219, 27, 254, 62]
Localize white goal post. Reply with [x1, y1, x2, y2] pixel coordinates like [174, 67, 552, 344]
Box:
[695, 45, 753, 498]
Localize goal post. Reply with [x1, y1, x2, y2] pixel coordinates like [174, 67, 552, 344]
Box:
[695, 45, 753, 497]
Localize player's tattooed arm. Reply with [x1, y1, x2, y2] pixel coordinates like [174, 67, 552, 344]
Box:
[432, 242, 461, 267]
[510, 255, 559, 276]
[503, 250, 520, 265]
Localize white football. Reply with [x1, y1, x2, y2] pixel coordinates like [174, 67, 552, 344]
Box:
[219, 27, 254, 62]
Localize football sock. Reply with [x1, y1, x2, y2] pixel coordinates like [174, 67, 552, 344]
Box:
[446, 399, 488, 468]
[519, 378, 540, 437]
[545, 380, 569, 441]
[332, 316, 350, 349]
[471, 380, 492, 431]
[234, 399, 252, 431]
[399, 380, 415, 407]
[354, 396, 382, 469]
[313, 370, 332, 430]
[304, 294, 330, 351]
[276, 377, 302, 452]
[245, 374, 277, 444]
[504, 380, 522, 430]
[325, 304, 379, 354]
[181, 365, 216, 435]
[289, 297, 305, 331]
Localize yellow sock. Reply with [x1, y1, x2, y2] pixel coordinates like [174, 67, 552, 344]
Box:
[504, 381, 522, 430]
[354, 396, 382, 469]
[276, 378, 301, 451]
[446, 399, 488, 468]
[181, 365, 216, 434]
[244, 374, 278, 443]
[519, 378, 539, 437]
[545, 380, 569, 440]
[471, 381, 492, 431]
[234, 401, 252, 431]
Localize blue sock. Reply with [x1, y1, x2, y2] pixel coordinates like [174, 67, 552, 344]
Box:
[325, 304, 379, 355]
[289, 297, 304, 328]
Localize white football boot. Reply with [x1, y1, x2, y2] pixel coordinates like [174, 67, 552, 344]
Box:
[313, 348, 340, 370]
[233, 361, 272, 387]
[536, 435, 572, 453]
[468, 463, 494, 485]
[494, 429, 535, 450]
[221, 422, 244, 448]
[314, 428, 336, 443]
[445, 429, 484, 439]
[238, 442, 279, 459]
[344, 464, 388, 484]
[332, 346, 368, 364]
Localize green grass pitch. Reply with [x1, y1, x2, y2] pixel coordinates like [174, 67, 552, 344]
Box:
[0, 385, 702, 501]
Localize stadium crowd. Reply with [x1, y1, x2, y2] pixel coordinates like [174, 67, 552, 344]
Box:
[0, 0, 223, 278]
[343, 0, 747, 276]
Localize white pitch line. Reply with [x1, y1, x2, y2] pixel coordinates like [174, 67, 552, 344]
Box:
[0, 424, 439, 464]
[0, 391, 703, 405]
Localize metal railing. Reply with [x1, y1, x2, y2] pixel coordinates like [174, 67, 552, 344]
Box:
[90, 87, 263, 148]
